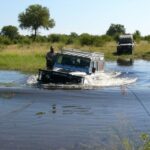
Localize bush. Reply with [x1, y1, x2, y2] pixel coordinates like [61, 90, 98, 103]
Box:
[59, 35, 70, 44]
[18, 36, 32, 45]
[47, 34, 60, 43]
[144, 35, 150, 42]
[1, 25, 19, 40]
[93, 36, 105, 47]
[101, 35, 113, 42]
[35, 35, 48, 43]
[79, 33, 94, 46]
[0, 36, 12, 45]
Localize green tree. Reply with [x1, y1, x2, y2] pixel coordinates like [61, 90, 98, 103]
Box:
[67, 32, 78, 44]
[1, 25, 19, 40]
[18, 4, 55, 39]
[70, 32, 78, 38]
[106, 24, 126, 37]
[133, 30, 141, 43]
[144, 35, 150, 42]
[93, 36, 105, 47]
[48, 34, 60, 43]
[79, 33, 94, 46]
[0, 35, 11, 45]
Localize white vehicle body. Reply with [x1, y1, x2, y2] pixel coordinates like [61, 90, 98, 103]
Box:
[38, 49, 105, 84]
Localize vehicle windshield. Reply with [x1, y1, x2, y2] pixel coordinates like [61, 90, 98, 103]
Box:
[56, 54, 90, 68]
[119, 38, 133, 44]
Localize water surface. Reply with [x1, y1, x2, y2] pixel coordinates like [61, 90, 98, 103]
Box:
[0, 60, 150, 150]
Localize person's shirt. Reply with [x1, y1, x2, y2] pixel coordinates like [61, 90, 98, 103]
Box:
[46, 51, 55, 61]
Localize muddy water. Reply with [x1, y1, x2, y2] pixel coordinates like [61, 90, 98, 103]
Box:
[0, 60, 150, 150]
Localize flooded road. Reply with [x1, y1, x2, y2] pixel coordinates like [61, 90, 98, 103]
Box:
[0, 60, 150, 150]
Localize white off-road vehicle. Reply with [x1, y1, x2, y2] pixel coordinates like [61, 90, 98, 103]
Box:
[38, 49, 104, 84]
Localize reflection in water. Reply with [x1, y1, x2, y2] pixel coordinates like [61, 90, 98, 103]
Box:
[0, 92, 15, 99]
[62, 105, 92, 115]
[117, 58, 134, 66]
[52, 104, 56, 114]
[36, 112, 46, 116]
[50, 104, 92, 115]
[120, 85, 127, 95]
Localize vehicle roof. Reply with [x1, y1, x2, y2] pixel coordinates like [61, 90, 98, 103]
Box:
[119, 34, 133, 39]
[59, 48, 104, 61]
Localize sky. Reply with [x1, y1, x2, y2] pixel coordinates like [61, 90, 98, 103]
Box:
[0, 0, 150, 36]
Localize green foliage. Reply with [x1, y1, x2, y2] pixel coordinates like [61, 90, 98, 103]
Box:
[101, 35, 113, 42]
[79, 33, 94, 46]
[59, 34, 70, 44]
[48, 34, 61, 43]
[1, 25, 19, 40]
[133, 30, 141, 43]
[140, 133, 150, 150]
[18, 4, 55, 38]
[17, 35, 32, 45]
[1, 41, 150, 72]
[144, 35, 150, 43]
[122, 139, 133, 150]
[79, 34, 111, 47]
[0, 36, 12, 45]
[0, 52, 45, 72]
[47, 34, 76, 45]
[70, 32, 78, 38]
[92, 36, 105, 47]
[35, 35, 48, 43]
[106, 24, 126, 38]
[68, 32, 79, 44]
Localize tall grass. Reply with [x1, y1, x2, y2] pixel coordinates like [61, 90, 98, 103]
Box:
[0, 44, 48, 72]
[0, 41, 150, 72]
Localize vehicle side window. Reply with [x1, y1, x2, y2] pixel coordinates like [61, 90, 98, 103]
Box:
[57, 55, 63, 64]
[80, 59, 90, 67]
[62, 55, 72, 65]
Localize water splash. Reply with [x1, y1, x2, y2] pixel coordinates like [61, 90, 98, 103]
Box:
[27, 71, 137, 89]
[27, 75, 38, 85]
[84, 72, 137, 87]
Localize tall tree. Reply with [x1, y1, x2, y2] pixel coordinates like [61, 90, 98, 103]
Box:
[1, 25, 19, 40]
[18, 4, 55, 39]
[106, 24, 126, 37]
[133, 30, 141, 42]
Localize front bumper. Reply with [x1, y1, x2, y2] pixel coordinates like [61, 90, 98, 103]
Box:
[38, 69, 84, 84]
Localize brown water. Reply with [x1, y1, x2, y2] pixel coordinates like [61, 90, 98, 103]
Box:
[0, 60, 150, 150]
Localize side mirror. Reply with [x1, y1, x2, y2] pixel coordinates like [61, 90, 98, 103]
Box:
[92, 67, 96, 73]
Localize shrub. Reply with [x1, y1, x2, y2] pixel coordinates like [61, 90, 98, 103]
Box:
[35, 35, 48, 43]
[79, 33, 94, 46]
[93, 36, 105, 47]
[18, 36, 32, 45]
[144, 35, 150, 42]
[0, 36, 12, 45]
[47, 34, 60, 43]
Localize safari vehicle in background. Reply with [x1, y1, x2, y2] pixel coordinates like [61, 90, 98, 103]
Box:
[38, 49, 104, 85]
[117, 34, 134, 55]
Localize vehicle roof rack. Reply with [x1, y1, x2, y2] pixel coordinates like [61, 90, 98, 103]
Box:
[61, 48, 104, 60]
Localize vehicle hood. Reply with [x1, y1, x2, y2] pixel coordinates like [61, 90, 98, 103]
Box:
[53, 67, 86, 76]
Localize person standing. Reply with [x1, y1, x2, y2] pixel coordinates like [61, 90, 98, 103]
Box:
[46, 46, 55, 70]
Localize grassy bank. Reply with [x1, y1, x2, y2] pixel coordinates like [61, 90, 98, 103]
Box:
[0, 41, 150, 73]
